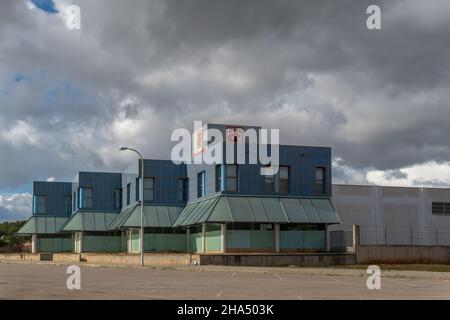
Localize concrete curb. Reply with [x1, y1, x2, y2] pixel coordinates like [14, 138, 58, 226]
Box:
[2, 259, 449, 281]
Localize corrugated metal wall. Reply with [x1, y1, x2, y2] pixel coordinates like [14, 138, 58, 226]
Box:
[38, 237, 73, 252]
[83, 235, 123, 252]
[280, 230, 325, 249]
[227, 230, 274, 249]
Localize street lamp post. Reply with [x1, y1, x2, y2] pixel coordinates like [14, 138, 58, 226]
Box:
[120, 147, 145, 266]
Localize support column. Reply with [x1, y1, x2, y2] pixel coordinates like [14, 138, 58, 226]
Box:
[221, 223, 227, 253]
[126, 229, 131, 253]
[201, 223, 206, 253]
[121, 230, 126, 252]
[352, 225, 360, 253]
[325, 224, 330, 252]
[74, 232, 79, 253]
[186, 227, 191, 252]
[31, 234, 37, 253]
[79, 231, 84, 253]
[274, 224, 280, 253]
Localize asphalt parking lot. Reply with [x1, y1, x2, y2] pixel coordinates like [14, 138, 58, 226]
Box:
[1, 262, 449, 299]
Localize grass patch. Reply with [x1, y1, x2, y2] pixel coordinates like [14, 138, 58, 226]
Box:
[338, 264, 450, 272]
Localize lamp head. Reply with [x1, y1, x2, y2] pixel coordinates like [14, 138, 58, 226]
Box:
[119, 147, 128, 151]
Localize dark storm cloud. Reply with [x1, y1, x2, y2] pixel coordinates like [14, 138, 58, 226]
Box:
[383, 169, 408, 181]
[1, 0, 450, 204]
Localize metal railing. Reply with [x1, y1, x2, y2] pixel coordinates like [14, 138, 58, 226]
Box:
[359, 225, 450, 246]
[330, 225, 450, 251]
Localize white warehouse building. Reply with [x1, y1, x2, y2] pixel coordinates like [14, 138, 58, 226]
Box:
[330, 184, 450, 248]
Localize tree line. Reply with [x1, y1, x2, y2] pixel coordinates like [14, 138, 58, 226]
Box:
[0, 220, 27, 246]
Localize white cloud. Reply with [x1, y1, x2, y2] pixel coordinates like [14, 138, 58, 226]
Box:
[25, 0, 36, 10]
[0, 120, 41, 147]
[366, 161, 450, 187]
[0, 192, 32, 222]
[136, 62, 253, 92]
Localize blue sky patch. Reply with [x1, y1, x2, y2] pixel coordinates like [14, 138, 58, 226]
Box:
[14, 74, 25, 82]
[14, 73, 30, 82]
[30, 0, 59, 14]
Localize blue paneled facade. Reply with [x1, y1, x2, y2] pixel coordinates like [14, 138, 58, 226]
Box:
[71, 172, 122, 213]
[122, 159, 187, 208]
[32, 181, 72, 216]
[187, 145, 332, 202]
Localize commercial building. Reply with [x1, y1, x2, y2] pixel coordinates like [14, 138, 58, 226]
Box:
[330, 184, 450, 248]
[18, 123, 340, 254]
[17, 181, 73, 253]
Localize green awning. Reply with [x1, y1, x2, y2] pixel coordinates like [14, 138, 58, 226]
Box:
[62, 211, 120, 232]
[16, 216, 70, 235]
[107, 205, 136, 230]
[107, 204, 184, 230]
[173, 195, 341, 226]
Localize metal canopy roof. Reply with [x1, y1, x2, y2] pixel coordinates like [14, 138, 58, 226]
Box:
[173, 195, 341, 227]
[107, 204, 185, 230]
[16, 216, 70, 235]
[62, 211, 119, 232]
[107, 205, 136, 230]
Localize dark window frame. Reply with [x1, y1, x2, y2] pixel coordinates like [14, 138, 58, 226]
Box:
[64, 195, 72, 215]
[264, 165, 275, 193]
[215, 164, 222, 192]
[279, 166, 290, 194]
[197, 171, 205, 198]
[113, 188, 122, 209]
[225, 164, 238, 192]
[177, 178, 188, 202]
[126, 183, 131, 206]
[135, 177, 140, 202]
[143, 177, 155, 202]
[315, 167, 326, 194]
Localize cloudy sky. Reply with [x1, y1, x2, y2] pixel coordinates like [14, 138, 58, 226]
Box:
[1, 0, 450, 221]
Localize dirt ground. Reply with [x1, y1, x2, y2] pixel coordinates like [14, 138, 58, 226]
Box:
[1, 262, 449, 299]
